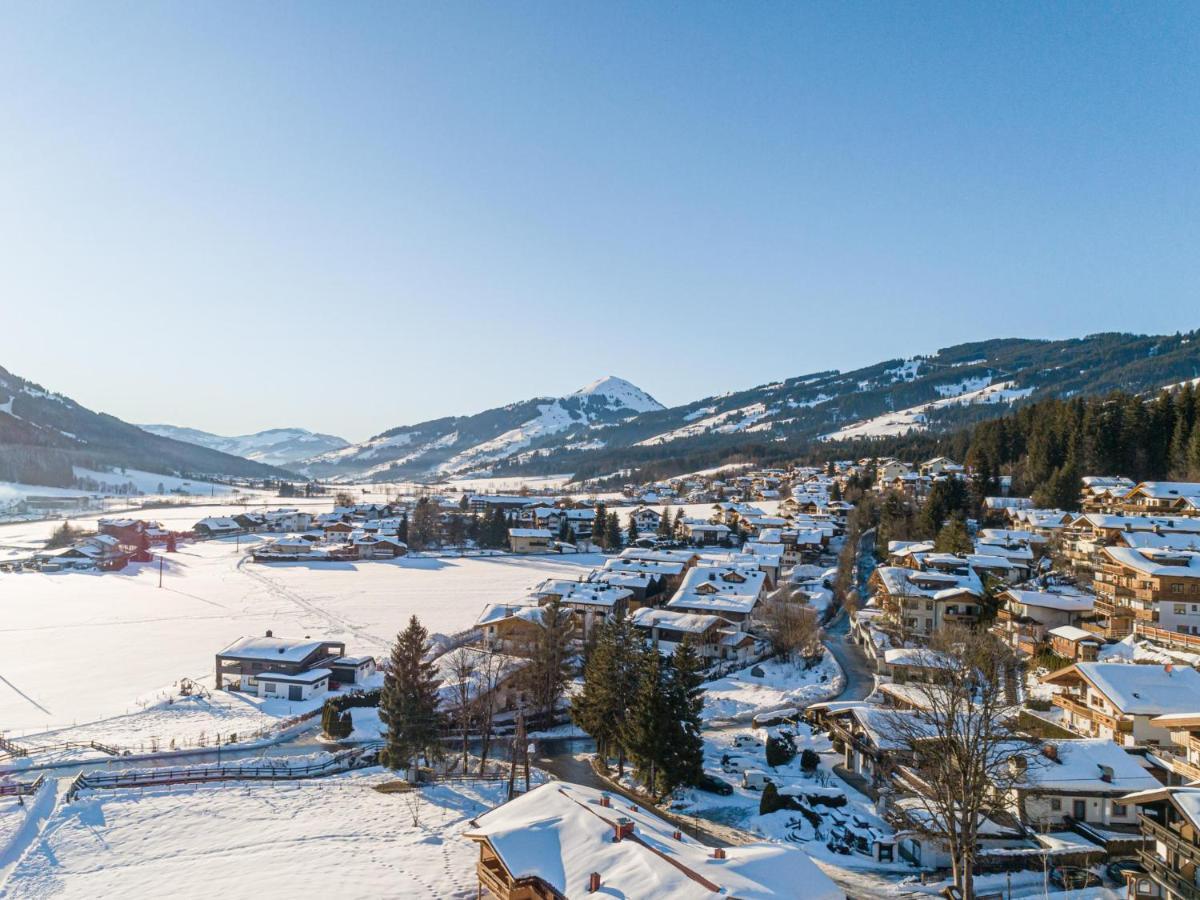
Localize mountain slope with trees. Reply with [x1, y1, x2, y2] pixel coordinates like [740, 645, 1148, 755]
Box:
[0, 365, 293, 487]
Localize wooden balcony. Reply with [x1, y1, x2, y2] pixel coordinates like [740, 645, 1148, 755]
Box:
[477, 859, 512, 899]
[1140, 815, 1200, 900]
[1139, 851, 1200, 900]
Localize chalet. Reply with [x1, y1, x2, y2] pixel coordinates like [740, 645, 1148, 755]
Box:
[1122, 481, 1200, 517]
[628, 506, 663, 534]
[508, 528, 553, 554]
[530, 580, 630, 639]
[353, 534, 408, 559]
[1120, 785, 1200, 900]
[868, 566, 983, 638]
[879, 647, 953, 683]
[1041, 661, 1200, 745]
[681, 520, 730, 546]
[665, 565, 767, 623]
[919, 457, 963, 477]
[993, 589, 1095, 656]
[322, 520, 356, 542]
[463, 781, 841, 900]
[215, 631, 346, 691]
[477, 603, 552, 654]
[630, 607, 733, 660]
[435, 647, 531, 715]
[1047, 625, 1102, 662]
[1007, 739, 1157, 833]
[1092, 545, 1200, 639]
[1145, 713, 1200, 784]
[193, 516, 241, 538]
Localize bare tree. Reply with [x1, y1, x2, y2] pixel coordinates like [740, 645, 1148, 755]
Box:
[757, 587, 821, 662]
[401, 786, 423, 828]
[473, 650, 508, 775]
[444, 647, 479, 774]
[883, 626, 1036, 900]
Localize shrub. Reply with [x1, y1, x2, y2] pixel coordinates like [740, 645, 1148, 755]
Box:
[800, 748, 820, 772]
[759, 781, 786, 815]
[765, 733, 797, 768]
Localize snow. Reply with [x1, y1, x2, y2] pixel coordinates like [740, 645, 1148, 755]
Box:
[465, 780, 840, 899]
[636, 403, 774, 447]
[0, 770, 517, 898]
[570, 375, 663, 412]
[822, 380, 1036, 441]
[0, 533, 605, 734]
[701, 655, 844, 723]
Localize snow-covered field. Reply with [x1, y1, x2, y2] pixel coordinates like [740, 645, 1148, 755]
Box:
[0, 537, 603, 735]
[0, 770, 521, 898]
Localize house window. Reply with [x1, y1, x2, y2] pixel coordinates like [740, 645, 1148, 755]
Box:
[1050, 798, 1062, 811]
[1112, 803, 1127, 816]
[925, 602, 933, 611]
[1173, 584, 1184, 594]
[264, 682, 276, 693]
[1176, 604, 1188, 615]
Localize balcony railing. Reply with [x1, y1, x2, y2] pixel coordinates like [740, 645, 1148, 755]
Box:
[1138, 851, 1200, 900]
[477, 859, 513, 899]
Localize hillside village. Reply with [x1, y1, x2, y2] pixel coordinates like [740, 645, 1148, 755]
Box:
[8, 431, 1200, 899]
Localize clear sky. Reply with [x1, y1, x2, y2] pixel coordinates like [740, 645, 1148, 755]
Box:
[1, 3, 1196, 441]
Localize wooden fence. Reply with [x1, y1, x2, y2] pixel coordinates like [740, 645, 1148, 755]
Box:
[0, 774, 45, 798]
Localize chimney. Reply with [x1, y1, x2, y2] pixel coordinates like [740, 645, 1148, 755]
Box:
[628, 804, 638, 813]
[588, 873, 601, 893]
[672, 830, 683, 840]
[712, 848, 726, 860]
[1042, 743, 1058, 762]
[613, 818, 635, 842]
[599, 792, 611, 808]
[1167, 664, 1174, 675]
[1098, 765, 1114, 783]
[265, 629, 273, 637]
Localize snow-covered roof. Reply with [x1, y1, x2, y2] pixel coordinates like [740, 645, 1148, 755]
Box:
[1018, 739, 1158, 793]
[1002, 590, 1094, 613]
[217, 635, 336, 663]
[629, 607, 728, 634]
[1047, 625, 1101, 643]
[1069, 662, 1200, 716]
[508, 528, 553, 538]
[1103, 546, 1200, 578]
[666, 565, 766, 616]
[257, 668, 331, 684]
[463, 781, 840, 899]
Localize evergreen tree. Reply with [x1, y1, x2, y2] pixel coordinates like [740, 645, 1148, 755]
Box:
[672, 508, 685, 538]
[605, 512, 622, 550]
[656, 507, 672, 539]
[380, 615, 442, 775]
[626, 513, 639, 545]
[933, 518, 972, 555]
[593, 502, 608, 549]
[524, 596, 573, 720]
[663, 640, 706, 789]
[572, 613, 641, 774]
[1188, 421, 1200, 480]
[621, 647, 673, 796]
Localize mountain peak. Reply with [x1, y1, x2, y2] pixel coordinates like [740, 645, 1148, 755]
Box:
[571, 376, 663, 412]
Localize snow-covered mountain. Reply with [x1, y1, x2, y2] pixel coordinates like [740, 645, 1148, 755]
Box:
[304, 376, 663, 481]
[0, 366, 290, 488]
[139, 425, 349, 468]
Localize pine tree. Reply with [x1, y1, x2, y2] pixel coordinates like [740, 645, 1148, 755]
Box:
[524, 597, 573, 720]
[663, 640, 706, 790]
[672, 508, 685, 538]
[656, 507, 672, 539]
[1188, 421, 1200, 480]
[626, 513, 639, 545]
[933, 518, 972, 555]
[621, 646, 673, 796]
[593, 502, 608, 549]
[572, 613, 641, 773]
[380, 615, 443, 775]
[605, 512, 622, 550]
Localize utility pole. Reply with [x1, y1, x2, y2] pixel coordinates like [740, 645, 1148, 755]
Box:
[158, 555, 163, 588]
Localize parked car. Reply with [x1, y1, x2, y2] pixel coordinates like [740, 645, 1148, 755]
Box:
[742, 769, 774, 791]
[1049, 867, 1102, 890]
[1105, 859, 1145, 883]
[696, 773, 733, 796]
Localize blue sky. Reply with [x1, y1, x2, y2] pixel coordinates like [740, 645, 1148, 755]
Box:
[1, 3, 1196, 441]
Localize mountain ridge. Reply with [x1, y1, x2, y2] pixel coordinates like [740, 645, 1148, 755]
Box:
[139, 424, 349, 468]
